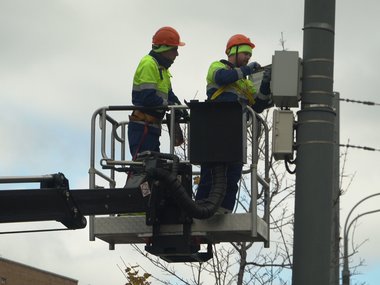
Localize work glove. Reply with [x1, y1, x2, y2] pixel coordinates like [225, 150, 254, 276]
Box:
[262, 67, 272, 83]
[180, 108, 190, 120]
[247, 61, 261, 74]
[260, 67, 272, 96]
[170, 96, 189, 120]
[174, 108, 190, 121]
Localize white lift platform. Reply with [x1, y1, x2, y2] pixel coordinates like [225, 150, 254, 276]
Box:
[88, 103, 270, 257]
[93, 213, 268, 245]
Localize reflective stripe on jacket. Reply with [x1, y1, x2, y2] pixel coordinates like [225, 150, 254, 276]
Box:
[132, 54, 172, 118]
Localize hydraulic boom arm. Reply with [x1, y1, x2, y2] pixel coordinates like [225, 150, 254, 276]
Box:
[0, 173, 146, 229]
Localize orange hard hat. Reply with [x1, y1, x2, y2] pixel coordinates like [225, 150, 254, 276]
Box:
[152, 26, 185, 47]
[225, 34, 255, 55]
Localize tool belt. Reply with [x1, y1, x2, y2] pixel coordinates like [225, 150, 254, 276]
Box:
[129, 110, 161, 125]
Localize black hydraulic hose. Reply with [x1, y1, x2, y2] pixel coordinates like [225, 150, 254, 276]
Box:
[147, 164, 227, 219]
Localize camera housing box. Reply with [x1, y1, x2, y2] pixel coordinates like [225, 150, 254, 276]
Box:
[271, 50, 302, 108]
[272, 109, 294, 160]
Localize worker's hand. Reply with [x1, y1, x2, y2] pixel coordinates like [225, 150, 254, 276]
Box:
[259, 67, 272, 96]
[174, 109, 190, 121]
[262, 67, 272, 83]
[180, 109, 190, 120]
[247, 61, 261, 74]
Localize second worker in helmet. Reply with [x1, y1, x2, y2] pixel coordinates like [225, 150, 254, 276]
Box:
[195, 34, 273, 213]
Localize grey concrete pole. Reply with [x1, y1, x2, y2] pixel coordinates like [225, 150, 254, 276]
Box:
[292, 0, 336, 284]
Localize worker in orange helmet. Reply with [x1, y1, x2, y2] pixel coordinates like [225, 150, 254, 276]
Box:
[195, 34, 273, 213]
[128, 26, 188, 159]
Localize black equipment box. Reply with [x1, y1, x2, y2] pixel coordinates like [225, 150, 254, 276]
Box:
[187, 100, 247, 164]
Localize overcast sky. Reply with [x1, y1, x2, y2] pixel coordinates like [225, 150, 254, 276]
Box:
[1, 0, 380, 284]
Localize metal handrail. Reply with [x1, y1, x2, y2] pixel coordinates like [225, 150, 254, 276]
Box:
[88, 104, 270, 243]
[246, 106, 270, 245]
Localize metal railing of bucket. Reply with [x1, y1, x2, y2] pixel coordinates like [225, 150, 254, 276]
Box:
[88, 104, 270, 245]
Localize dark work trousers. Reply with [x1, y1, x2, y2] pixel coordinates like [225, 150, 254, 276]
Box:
[194, 119, 262, 211]
[195, 163, 243, 211]
[128, 121, 161, 159]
